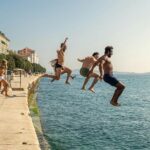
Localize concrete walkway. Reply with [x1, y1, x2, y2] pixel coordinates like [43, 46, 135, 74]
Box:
[0, 75, 41, 150]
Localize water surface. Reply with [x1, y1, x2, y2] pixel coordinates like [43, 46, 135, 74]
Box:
[37, 73, 150, 150]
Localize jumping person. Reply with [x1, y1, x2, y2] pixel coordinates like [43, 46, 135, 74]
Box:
[78, 52, 101, 93]
[43, 38, 73, 84]
[88, 46, 125, 106]
[0, 59, 9, 96]
[50, 58, 75, 83]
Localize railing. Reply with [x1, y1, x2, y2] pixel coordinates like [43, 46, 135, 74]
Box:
[7, 69, 24, 90]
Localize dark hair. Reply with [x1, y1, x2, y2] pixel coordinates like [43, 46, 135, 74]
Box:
[92, 52, 99, 57]
[105, 46, 113, 54]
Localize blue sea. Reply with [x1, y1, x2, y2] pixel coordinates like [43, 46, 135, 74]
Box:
[37, 73, 150, 150]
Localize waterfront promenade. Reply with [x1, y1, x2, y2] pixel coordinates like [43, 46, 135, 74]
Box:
[0, 75, 41, 150]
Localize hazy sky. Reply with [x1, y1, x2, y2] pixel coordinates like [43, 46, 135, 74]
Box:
[0, 0, 150, 73]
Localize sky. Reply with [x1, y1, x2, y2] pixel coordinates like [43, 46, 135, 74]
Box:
[0, 0, 150, 73]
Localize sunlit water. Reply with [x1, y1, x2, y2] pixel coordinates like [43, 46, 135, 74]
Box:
[37, 73, 150, 150]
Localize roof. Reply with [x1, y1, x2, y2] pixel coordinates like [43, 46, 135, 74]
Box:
[18, 47, 34, 52]
[0, 31, 10, 41]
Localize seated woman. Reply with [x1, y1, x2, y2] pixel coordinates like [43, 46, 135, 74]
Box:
[0, 59, 9, 96]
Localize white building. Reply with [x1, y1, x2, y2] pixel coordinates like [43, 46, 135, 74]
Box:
[0, 31, 10, 54]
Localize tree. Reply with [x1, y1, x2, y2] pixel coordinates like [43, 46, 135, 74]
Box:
[0, 52, 46, 73]
[0, 54, 6, 61]
[6, 54, 15, 71]
[24, 60, 32, 72]
[32, 63, 46, 73]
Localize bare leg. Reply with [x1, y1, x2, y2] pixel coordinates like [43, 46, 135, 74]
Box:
[81, 72, 100, 92]
[61, 67, 72, 84]
[42, 68, 61, 81]
[1, 80, 9, 96]
[42, 74, 57, 79]
[88, 73, 100, 93]
[0, 81, 2, 90]
[1, 80, 5, 95]
[81, 76, 90, 90]
[51, 68, 62, 82]
[61, 70, 75, 80]
[110, 82, 125, 106]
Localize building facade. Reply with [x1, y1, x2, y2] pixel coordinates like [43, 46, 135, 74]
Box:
[0, 31, 10, 54]
[18, 47, 39, 64]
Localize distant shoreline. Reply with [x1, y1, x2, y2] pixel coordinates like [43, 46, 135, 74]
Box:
[47, 69, 150, 75]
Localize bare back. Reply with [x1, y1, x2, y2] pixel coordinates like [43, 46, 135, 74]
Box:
[82, 56, 96, 69]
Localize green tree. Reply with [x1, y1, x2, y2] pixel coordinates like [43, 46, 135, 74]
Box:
[0, 54, 6, 61]
[0, 52, 46, 73]
[6, 54, 15, 71]
[32, 63, 46, 73]
[13, 54, 26, 69]
[24, 59, 32, 72]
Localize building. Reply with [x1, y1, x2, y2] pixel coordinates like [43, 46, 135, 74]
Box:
[18, 47, 39, 64]
[0, 31, 10, 54]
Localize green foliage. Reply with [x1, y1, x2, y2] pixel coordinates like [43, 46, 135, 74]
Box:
[0, 53, 46, 73]
[0, 54, 6, 61]
[24, 60, 33, 72]
[6, 54, 15, 70]
[12, 54, 26, 69]
[32, 63, 46, 73]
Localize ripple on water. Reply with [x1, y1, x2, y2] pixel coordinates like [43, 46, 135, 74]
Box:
[37, 74, 150, 150]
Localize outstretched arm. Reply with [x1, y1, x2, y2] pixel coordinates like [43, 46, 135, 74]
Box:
[63, 37, 68, 44]
[77, 58, 85, 62]
[59, 37, 68, 52]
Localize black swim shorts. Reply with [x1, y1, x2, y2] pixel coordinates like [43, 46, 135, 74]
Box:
[103, 74, 119, 86]
[55, 63, 62, 69]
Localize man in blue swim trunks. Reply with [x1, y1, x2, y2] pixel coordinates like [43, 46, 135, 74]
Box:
[89, 46, 125, 106]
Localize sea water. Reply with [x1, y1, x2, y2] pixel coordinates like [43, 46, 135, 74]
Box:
[37, 73, 150, 150]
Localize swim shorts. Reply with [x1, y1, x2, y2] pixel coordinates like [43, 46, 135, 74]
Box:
[103, 74, 119, 86]
[80, 68, 90, 77]
[55, 63, 63, 69]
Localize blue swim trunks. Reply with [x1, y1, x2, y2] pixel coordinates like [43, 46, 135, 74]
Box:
[103, 74, 119, 86]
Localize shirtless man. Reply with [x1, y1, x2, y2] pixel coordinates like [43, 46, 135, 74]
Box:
[43, 38, 72, 84]
[78, 52, 100, 93]
[89, 46, 125, 106]
[0, 59, 9, 96]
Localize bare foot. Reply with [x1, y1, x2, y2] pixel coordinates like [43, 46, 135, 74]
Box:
[88, 88, 95, 93]
[65, 82, 71, 85]
[110, 101, 121, 106]
[70, 75, 76, 80]
[81, 87, 86, 91]
[51, 79, 55, 82]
